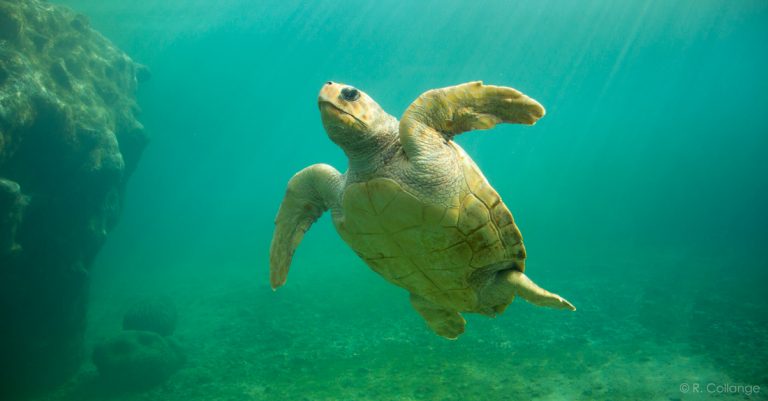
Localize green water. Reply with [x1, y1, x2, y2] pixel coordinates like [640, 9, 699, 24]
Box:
[44, 1, 768, 400]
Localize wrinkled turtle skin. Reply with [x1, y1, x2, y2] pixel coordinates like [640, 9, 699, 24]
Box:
[270, 81, 575, 339]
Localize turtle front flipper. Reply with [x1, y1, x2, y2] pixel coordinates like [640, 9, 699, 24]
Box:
[270, 164, 342, 289]
[399, 81, 545, 159]
[410, 293, 466, 340]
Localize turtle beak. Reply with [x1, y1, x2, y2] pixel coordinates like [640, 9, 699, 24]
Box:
[318, 81, 358, 121]
[318, 81, 342, 105]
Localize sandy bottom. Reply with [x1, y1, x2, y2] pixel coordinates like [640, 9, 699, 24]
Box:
[34, 256, 767, 401]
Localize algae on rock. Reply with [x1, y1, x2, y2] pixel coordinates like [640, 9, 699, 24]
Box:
[0, 0, 149, 397]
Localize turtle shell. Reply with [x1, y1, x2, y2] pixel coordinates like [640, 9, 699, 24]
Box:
[334, 147, 525, 312]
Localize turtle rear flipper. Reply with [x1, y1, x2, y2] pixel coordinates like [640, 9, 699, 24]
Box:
[504, 271, 576, 311]
[410, 293, 466, 340]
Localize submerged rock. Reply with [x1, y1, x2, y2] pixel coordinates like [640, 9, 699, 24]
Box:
[0, 0, 149, 397]
[123, 297, 179, 337]
[0, 178, 26, 256]
[92, 331, 185, 391]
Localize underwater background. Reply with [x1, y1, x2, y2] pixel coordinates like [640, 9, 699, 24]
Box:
[34, 0, 768, 400]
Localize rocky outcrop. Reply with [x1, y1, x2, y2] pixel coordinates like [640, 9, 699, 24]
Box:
[123, 296, 179, 337]
[92, 330, 185, 391]
[0, 0, 148, 397]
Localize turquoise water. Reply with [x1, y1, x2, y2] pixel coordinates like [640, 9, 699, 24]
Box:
[44, 1, 768, 400]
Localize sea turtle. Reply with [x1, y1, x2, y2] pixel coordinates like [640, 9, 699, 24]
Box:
[270, 81, 575, 339]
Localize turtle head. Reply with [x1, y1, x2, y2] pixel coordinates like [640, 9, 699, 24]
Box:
[318, 82, 396, 158]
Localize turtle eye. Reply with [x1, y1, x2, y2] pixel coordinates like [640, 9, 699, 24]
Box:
[341, 87, 360, 102]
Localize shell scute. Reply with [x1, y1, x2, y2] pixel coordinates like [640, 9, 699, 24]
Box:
[367, 178, 400, 214]
[422, 203, 446, 225]
[425, 241, 473, 269]
[379, 191, 423, 233]
[440, 206, 460, 227]
[457, 194, 490, 234]
[474, 181, 501, 208]
[342, 183, 374, 215]
[420, 226, 465, 250]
